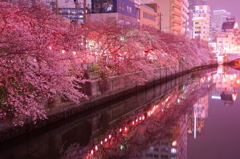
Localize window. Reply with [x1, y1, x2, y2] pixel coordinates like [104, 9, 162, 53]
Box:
[102, 0, 113, 12]
[161, 148, 169, 152]
[127, 6, 132, 13]
[145, 154, 153, 158]
[161, 142, 168, 146]
[119, 3, 124, 10]
[143, 12, 156, 21]
[154, 147, 159, 152]
[154, 154, 159, 158]
[161, 155, 169, 159]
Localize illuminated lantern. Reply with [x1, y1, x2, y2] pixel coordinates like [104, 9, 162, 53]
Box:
[172, 140, 177, 146]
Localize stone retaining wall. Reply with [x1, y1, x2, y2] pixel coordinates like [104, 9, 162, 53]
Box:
[0, 62, 218, 143]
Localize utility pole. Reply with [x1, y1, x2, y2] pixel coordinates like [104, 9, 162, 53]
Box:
[56, 0, 58, 15]
[83, 0, 86, 28]
[159, 13, 163, 31]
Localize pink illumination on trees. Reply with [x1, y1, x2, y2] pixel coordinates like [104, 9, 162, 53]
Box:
[0, 1, 89, 123]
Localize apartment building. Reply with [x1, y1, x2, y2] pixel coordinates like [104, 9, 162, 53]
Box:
[192, 5, 211, 41]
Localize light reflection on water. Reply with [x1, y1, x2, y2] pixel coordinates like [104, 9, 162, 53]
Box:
[2, 66, 240, 159]
[141, 66, 240, 159]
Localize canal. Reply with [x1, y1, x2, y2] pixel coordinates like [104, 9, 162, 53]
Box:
[0, 66, 240, 159]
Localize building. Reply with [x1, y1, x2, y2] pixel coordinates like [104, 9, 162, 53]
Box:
[87, 0, 138, 25]
[192, 5, 211, 41]
[142, 115, 188, 159]
[141, 0, 189, 34]
[212, 9, 231, 40]
[188, 0, 207, 10]
[187, 95, 208, 139]
[139, 3, 160, 29]
[212, 10, 231, 32]
[42, 0, 92, 23]
[216, 17, 239, 54]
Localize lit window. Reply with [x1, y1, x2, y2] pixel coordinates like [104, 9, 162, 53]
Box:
[171, 148, 177, 153]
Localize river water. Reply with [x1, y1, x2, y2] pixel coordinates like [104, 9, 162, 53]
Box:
[0, 66, 240, 159]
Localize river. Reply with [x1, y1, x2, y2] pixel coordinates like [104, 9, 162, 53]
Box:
[0, 66, 240, 159]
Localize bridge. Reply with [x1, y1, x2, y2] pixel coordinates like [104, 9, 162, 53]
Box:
[217, 53, 240, 65]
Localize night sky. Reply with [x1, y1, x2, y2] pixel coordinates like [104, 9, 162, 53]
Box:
[207, 0, 240, 24]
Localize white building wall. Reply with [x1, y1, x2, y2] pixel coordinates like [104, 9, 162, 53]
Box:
[192, 5, 211, 41]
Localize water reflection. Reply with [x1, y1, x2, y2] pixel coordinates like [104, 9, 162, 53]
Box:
[211, 65, 239, 106]
[4, 66, 240, 159]
[62, 68, 216, 159]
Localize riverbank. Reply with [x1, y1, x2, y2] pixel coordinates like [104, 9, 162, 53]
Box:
[0, 62, 218, 143]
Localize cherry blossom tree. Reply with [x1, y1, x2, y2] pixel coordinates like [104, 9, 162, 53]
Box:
[86, 21, 214, 84]
[0, 0, 215, 124]
[0, 0, 89, 123]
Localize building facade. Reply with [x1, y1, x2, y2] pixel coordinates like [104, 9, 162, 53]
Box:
[192, 5, 211, 41]
[87, 0, 138, 25]
[142, 115, 188, 159]
[216, 17, 239, 54]
[139, 3, 160, 29]
[141, 0, 189, 34]
[188, 0, 207, 10]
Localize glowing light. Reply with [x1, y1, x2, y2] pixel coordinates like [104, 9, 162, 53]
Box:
[61, 50, 65, 54]
[73, 51, 76, 55]
[91, 150, 94, 155]
[237, 79, 240, 84]
[100, 141, 103, 145]
[139, 117, 142, 120]
[212, 96, 221, 99]
[132, 121, 135, 125]
[171, 148, 177, 153]
[172, 140, 177, 146]
[105, 138, 107, 142]
[119, 128, 122, 132]
[95, 145, 98, 151]
[136, 119, 138, 122]
[148, 112, 151, 116]
[49, 46, 52, 50]
[165, 97, 169, 102]
[120, 145, 124, 149]
[232, 94, 237, 101]
[109, 135, 112, 139]
[124, 127, 127, 131]
[142, 116, 145, 120]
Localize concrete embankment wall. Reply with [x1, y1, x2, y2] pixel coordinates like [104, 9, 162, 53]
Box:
[0, 62, 218, 143]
